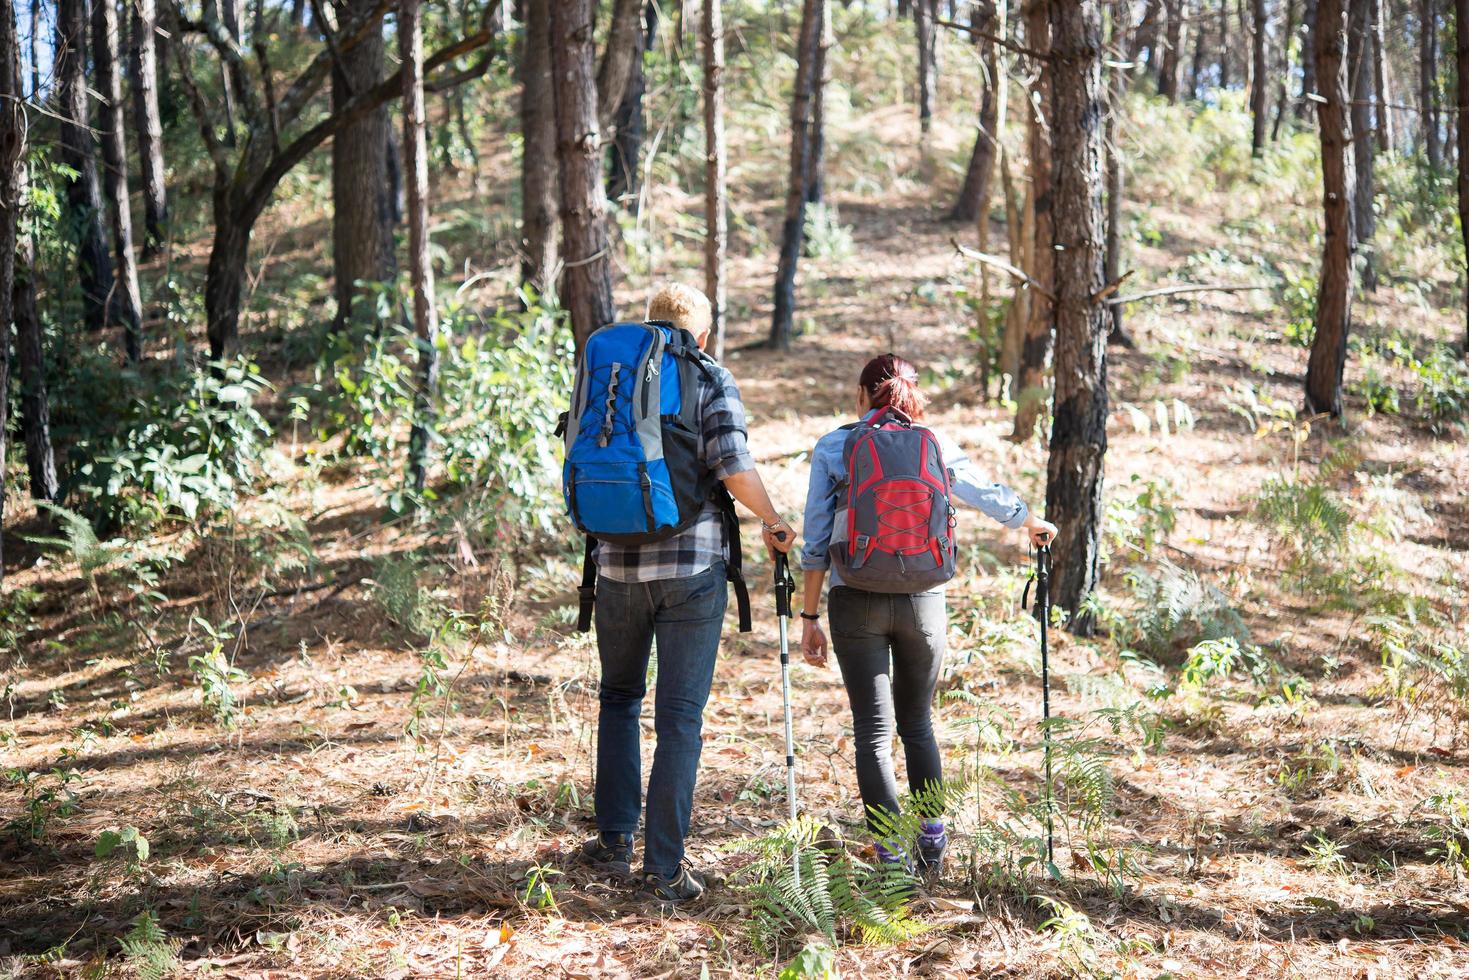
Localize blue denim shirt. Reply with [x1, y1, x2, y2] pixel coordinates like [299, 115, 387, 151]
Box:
[800, 416, 1029, 587]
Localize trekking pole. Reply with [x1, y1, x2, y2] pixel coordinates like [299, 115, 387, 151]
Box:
[1036, 545, 1055, 866]
[773, 545, 801, 887]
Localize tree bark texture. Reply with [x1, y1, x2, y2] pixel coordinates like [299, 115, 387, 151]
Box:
[1251, 0, 1268, 154]
[597, 0, 646, 135]
[1, 0, 20, 579]
[1422, 0, 1442, 169]
[130, 0, 168, 255]
[402, 0, 438, 491]
[1012, 0, 1054, 440]
[1043, 0, 1109, 632]
[550, 0, 617, 352]
[703, 0, 727, 359]
[1456, 0, 1469, 350]
[806, 1, 832, 205]
[93, 0, 145, 361]
[915, 0, 937, 133]
[950, 3, 999, 223]
[769, 0, 824, 351]
[520, 0, 559, 294]
[55, 0, 115, 335]
[1158, 0, 1188, 102]
[331, 0, 397, 333]
[607, 1, 657, 203]
[1306, 0, 1356, 418]
[1348, 0, 1377, 290]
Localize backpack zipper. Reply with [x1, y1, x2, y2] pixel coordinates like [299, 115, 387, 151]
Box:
[640, 325, 667, 416]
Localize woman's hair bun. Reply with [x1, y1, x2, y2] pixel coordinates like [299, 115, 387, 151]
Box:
[859, 353, 928, 420]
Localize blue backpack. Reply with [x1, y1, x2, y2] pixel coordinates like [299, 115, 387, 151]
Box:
[559, 321, 750, 633]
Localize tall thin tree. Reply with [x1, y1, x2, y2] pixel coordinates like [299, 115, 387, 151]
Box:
[331, 0, 397, 333]
[806, 0, 832, 205]
[1421, 0, 1442, 168]
[1348, 0, 1377, 290]
[769, 0, 824, 351]
[950, 0, 1000, 223]
[915, 0, 938, 134]
[94, 0, 145, 361]
[1044, 0, 1109, 631]
[130, 0, 168, 255]
[1158, 0, 1188, 101]
[1305, 0, 1356, 417]
[56, 0, 115, 335]
[1, 0, 20, 579]
[1251, 0, 1268, 154]
[703, 0, 727, 359]
[1299, 0, 1317, 111]
[1456, 0, 1469, 351]
[403, 0, 437, 491]
[1220, 0, 1232, 88]
[519, 0, 558, 295]
[550, 0, 617, 351]
[1012, 0, 1054, 440]
[1370, 0, 1391, 151]
[607, 2, 658, 203]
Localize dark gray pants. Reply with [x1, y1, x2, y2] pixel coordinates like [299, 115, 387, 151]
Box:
[828, 586, 947, 830]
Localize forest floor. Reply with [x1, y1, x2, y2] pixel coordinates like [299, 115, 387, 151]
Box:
[4, 84, 1469, 979]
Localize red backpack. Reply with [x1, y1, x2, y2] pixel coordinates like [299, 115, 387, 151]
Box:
[830, 408, 957, 593]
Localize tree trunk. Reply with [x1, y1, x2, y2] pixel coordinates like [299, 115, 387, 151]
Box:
[1220, 0, 1231, 89]
[1189, 0, 1207, 97]
[93, 0, 144, 362]
[1012, 0, 1054, 440]
[55, 0, 115, 335]
[806, 1, 832, 205]
[1422, 0, 1442, 169]
[1298, 0, 1318, 105]
[130, 0, 167, 256]
[598, 0, 646, 136]
[1306, 0, 1355, 418]
[607, 1, 658, 204]
[915, 0, 937, 133]
[1251, 0, 1268, 154]
[1349, 0, 1376, 291]
[1106, 61, 1130, 347]
[13, 182, 57, 503]
[1135, 0, 1162, 71]
[519, 0, 559, 295]
[26, 0, 35, 95]
[402, 0, 437, 491]
[1, 0, 20, 580]
[949, 4, 999, 223]
[704, 0, 727, 360]
[769, 0, 824, 351]
[1456, 0, 1469, 351]
[331, 0, 396, 334]
[1044, 0, 1109, 632]
[205, 203, 252, 361]
[1158, 0, 1188, 102]
[1272, 0, 1297, 138]
[1371, 0, 1391, 152]
[550, 0, 617, 352]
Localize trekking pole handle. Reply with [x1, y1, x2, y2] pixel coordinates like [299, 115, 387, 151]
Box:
[774, 552, 794, 619]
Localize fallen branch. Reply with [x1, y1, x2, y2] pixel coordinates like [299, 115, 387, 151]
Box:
[1106, 283, 1268, 306]
[952, 239, 1055, 302]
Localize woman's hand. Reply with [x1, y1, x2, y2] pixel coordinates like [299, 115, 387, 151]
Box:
[801, 618, 829, 667]
[1024, 515, 1058, 548]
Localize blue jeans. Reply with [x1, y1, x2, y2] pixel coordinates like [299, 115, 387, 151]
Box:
[594, 561, 727, 879]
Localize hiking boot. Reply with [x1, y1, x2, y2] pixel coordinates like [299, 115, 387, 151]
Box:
[638, 865, 707, 906]
[916, 819, 948, 873]
[575, 832, 634, 875]
[874, 839, 913, 872]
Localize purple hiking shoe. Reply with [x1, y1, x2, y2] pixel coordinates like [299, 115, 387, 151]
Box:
[916, 819, 947, 873]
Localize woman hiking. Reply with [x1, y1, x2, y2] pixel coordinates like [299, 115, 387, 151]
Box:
[798, 354, 1056, 872]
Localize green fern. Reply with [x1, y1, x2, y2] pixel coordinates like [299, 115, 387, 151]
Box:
[118, 911, 181, 980]
[1115, 562, 1250, 661]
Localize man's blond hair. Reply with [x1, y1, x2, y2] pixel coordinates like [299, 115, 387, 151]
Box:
[647, 283, 713, 338]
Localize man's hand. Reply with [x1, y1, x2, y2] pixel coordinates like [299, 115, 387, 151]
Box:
[762, 518, 796, 556]
[1024, 515, 1058, 548]
[801, 618, 828, 667]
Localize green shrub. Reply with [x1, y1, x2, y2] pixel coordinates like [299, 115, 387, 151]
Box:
[1113, 563, 1250, 661]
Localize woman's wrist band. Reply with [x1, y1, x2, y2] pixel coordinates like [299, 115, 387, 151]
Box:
[800, 612, 821, 621]
[760, 517, 787, 532]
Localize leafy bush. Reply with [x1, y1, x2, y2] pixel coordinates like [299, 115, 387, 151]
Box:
[306, 298, 572, 536]
[61, 357, 273, 527]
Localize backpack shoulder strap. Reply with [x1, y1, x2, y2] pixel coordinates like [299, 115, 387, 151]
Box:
[715, 487, 752, 633]
[577, 537, 597, 633]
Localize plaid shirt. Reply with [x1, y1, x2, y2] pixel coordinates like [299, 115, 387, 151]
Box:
[595, 361, 755, 582]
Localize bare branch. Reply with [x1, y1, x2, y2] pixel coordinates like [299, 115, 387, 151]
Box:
[167, 31, 229, 181]
[952, 238, 1055, 302]
[274, 0, 394, 126]
[1106, 283, 1269, 306]
[937, 18, 1049, 61]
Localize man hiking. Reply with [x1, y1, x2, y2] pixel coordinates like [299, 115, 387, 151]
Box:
[563, 283, 794, 905]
